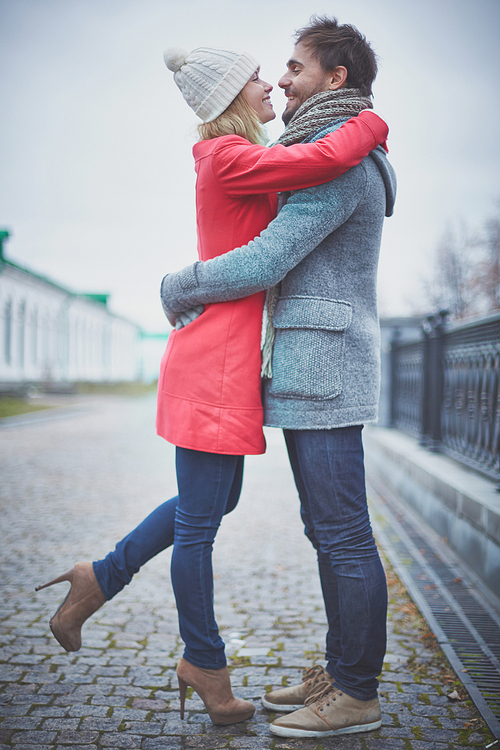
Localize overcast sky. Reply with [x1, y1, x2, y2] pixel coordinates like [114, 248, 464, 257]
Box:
[1, 0, 499, 331]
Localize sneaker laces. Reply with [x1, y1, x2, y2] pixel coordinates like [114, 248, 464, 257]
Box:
[302, 665, 331, 686]
[305, 683, 342, 707]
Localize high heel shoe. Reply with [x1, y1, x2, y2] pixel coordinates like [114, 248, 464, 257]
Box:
[35, 561, 106, 652]
[177, 656, 255, 725]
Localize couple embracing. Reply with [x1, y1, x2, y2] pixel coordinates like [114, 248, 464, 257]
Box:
[37, 14, 396, 740]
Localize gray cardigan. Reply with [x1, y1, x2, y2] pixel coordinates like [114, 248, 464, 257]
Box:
[161, 125, 396, 430]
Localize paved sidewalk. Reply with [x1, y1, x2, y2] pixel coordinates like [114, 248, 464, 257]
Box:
[0, 394, 494, 749]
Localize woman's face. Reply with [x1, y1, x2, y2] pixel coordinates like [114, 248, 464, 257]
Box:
[243, 70, 275, 124]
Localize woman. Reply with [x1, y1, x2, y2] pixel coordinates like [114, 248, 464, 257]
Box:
[36, 46, 388, 725]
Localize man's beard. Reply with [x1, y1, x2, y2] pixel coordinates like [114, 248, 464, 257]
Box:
[281, 96, 303, 126]
[282, 106, 295, 126]
[281, 84, 325, 126]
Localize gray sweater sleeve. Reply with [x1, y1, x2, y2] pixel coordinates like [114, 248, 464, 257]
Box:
[161, 167, 366, 317]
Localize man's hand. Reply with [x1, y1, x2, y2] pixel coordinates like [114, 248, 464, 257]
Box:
[161, 273, 204, 327]
[162, 306, 177, 327]
[175, 305, 205, 330]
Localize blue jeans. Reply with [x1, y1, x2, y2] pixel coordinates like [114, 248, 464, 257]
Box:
[93, 447, 244, 669]
[284, 427, 387, 701]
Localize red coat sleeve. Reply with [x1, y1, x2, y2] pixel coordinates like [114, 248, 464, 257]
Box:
[212, 110, 388, 196]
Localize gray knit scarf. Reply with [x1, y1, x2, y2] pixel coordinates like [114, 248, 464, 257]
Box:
[276, 88, 372, 146]
[261, 88, 372, 378]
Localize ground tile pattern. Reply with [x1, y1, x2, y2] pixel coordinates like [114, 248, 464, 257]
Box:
[0, 395, 494, 748]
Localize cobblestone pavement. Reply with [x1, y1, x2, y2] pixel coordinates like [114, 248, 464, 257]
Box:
[0, 394, 494, 749]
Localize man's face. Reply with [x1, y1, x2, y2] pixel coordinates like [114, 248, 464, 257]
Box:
[278, 42, 335, 125]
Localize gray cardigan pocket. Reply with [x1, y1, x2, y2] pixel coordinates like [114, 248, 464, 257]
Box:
[269, 297, 352, 401]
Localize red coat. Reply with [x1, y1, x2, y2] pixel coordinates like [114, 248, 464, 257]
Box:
[156, 113, 387, 455]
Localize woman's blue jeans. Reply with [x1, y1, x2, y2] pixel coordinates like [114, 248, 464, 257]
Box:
[284, 426, 387, 701]
[93, 447, 244, 670]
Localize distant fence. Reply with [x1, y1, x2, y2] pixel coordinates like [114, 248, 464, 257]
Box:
[390, 311, 500, 485]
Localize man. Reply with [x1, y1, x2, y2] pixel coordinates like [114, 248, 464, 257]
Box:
[161, 16, 396, 739]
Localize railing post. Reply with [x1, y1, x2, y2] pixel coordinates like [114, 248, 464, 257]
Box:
[420, 310, 449, 449]
[389, 327, 401, 427]
[420, 315, 433, 446]
[428, 310, 448, 451]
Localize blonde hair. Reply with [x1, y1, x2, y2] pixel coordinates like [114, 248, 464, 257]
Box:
[197, 89, 266, 145]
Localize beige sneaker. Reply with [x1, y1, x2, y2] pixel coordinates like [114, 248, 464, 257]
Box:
[261, 665, 333, 712]
[270, 684, 381, 737]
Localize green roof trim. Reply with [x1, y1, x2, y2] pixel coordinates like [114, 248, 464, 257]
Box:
[1, 257, 73, 295]
[139, 331, 170, 340]
[82, 293, 110, 306]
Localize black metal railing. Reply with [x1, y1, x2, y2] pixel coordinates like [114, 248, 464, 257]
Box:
[390, 335, 424, 438]
[390, 311, 500, 485]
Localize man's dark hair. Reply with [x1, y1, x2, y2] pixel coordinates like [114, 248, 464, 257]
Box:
[294, 16, 378, 96]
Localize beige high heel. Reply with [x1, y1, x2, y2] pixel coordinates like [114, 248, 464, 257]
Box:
[35, 561, 106, 652]
[177, 656, 255, 725]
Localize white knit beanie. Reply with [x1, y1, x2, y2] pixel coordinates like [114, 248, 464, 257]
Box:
[164, 46, 259, 122]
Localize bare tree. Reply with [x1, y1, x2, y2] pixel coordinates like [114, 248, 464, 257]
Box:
[421, 223, 478, 320]
[473, 207, 500, 312]
[417, 203, 500, 320]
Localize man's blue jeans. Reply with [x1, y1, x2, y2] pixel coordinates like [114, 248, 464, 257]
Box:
[93, 447, 244, 670]
[284, 426, 387, 701]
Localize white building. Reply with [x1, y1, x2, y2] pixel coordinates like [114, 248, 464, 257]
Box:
[0, 230, 145, 389]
